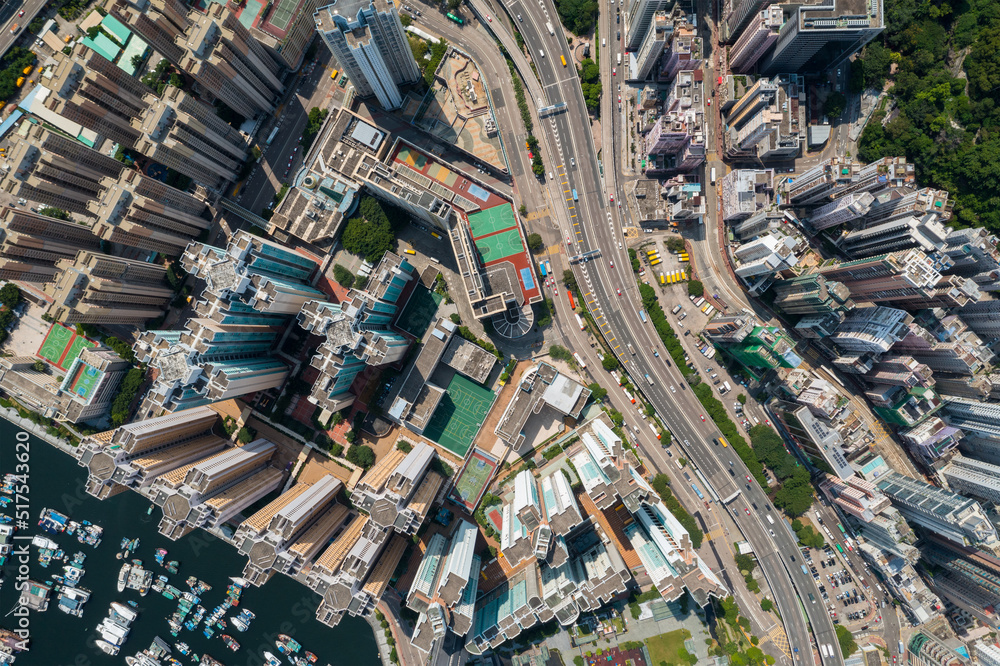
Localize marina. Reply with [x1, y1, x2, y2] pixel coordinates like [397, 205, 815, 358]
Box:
[0, 423, 378, 666]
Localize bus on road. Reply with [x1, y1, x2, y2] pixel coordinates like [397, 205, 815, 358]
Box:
[691, 484, 704, 500]
[575, 313, 585, 330]
[573, 352, 586, 368]
[710, 167, 717, 184]
[835, 543, 843, 554]
[837, 523, 846, 534]
[714, 436, 729, 448]
[446, 12, 464, 24]
[560, 54, 567, 66]
[638, 309, 647, 323]
[572, 188, 578, 201]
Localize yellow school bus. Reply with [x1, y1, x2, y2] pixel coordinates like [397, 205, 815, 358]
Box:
[330, 69, 339, 80]
[560, 55, 567, 66]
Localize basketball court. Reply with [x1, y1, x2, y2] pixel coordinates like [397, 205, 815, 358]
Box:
[423, 374, 494, 458]
[37, 323, 97, 371]
[474, 228, 525, 263]
[467, 206, 516, 238]
[68, 362, 104, 401]
[449, 448, 498, 511]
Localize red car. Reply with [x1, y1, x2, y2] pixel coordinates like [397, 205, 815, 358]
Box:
[744, 508, 750, 515]
[609, 194, 614, 203]
[745, 475, 752, 483]
[616, 289, 621, 296]
[612, 68, 616, 76]
[486, 14, 492, 21]
[700, 415, 706, 422]
[18, 9, 24, 16]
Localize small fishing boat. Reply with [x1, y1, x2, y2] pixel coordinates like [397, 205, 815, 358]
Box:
[95, 639, 120, 656]
[166, 561, 179, 574]
[175, 642, 190, 656]
[167, 658, 184, 666]
[263, 652, 282, 666]
[147, 504, 155, 515]
[304, 651, 318, 663]
[155, 548, 168, 564]
[220, 635, 240, 652]
[203, 626, 215, 639]
[215, 617, 227, 630]
[127, 600, 138, 608]
[276, 635, 302, 654]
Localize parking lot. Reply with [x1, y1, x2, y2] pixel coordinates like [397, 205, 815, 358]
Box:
[800, 544, 883, 632]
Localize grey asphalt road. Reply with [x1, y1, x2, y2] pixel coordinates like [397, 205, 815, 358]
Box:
[471, 0, 843, 661]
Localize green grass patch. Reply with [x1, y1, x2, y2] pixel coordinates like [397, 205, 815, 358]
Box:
[645, 628, 692, 666]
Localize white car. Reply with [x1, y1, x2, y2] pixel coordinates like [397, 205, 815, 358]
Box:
[670, 386, 676, 393]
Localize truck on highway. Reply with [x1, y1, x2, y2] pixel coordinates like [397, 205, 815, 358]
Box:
[899, 641, 905, 656]
[638, 309, 647, 323]
[648, 422, 660, 439]
[710, 167, 717, 184]
[572, 188, 578, 201]
[627, 343, 636, 355]
[546, 21, 555, 34]
[766, 514, 775, 524]
[616, 53, 621, 65]
[644, 373, 653, 386]
[801, 564, 809, 576]
[573, 352, 586, 368]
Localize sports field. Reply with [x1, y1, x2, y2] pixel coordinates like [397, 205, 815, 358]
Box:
[396, 145, 428, 170]
[423, 374, 494, 458]
[68, 361, 104, 400]
[449, 448, 499, 511]
[37, 323, 97, 371]
[468, 206, 516, 238]
[398, 285, 443, 337]
[474, 228, 525, 263]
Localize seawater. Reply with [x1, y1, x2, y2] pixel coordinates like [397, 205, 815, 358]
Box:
[0, 418, 380, 666]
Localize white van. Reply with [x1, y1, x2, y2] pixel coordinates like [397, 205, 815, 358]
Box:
[766, 514, 775, 525]
[602, 39, 606, 47]
[539, 49, 545, 58]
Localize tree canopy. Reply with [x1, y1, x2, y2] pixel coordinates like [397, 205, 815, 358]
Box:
[340, 196, 401, 261]
[857, 0, 1000, 230]
[578, 59, 602, 113]
[554, 0, 597, 35]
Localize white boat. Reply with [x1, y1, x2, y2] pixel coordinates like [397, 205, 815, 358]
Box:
[95, 639, 120, 656]
[117, 563, 131, 593]
[263, 652, 282, 666]
[110, 601, 138, 624]
[99, 626, 126, 647]
[230, 615, 249, 632]
[98, 618, 130, 642]
[31, 535, 59, 550]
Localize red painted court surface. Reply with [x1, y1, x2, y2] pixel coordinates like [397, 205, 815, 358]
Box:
[390, 141, 541, 306]
[449, 447, 499, 512]
[36, 323, 97, 371]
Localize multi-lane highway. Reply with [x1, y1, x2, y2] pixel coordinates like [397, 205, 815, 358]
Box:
[469, 1, 842, 661]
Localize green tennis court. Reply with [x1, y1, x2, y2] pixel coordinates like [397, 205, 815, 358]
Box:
[467, 206, 516, 238]
[423, 374, 494, 458]
[475, 228, 524, 263]
[398, 285, 443, 337]
[268, 0, 299, 30]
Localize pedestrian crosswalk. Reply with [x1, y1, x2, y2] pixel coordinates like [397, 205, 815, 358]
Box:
[765, 624, 790, 658]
